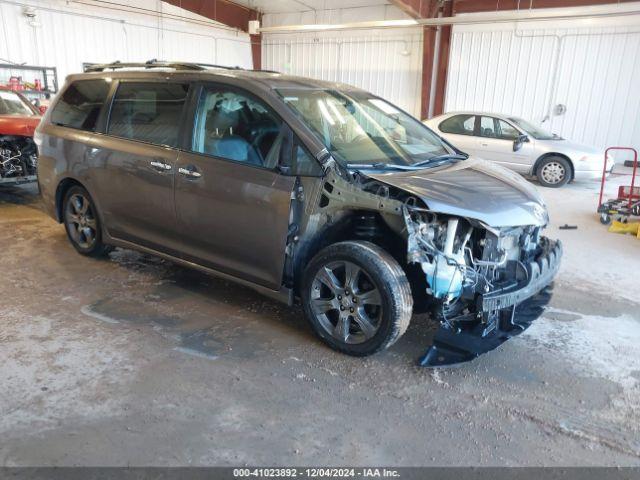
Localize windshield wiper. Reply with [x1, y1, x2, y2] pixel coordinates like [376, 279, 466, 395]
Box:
[346, 162, 415, 171]
[411, 153, 468, 168]
[347, 154, 467, 171]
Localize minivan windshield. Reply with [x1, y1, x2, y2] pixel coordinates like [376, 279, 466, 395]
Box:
[277, 89, 454, 168]
[508, 117, 558, 140]
[0, 90, 37, 116]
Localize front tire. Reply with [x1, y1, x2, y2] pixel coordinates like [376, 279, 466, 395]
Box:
[301, 241, 413, 356]
[537, 156, 571, 188]
[63, 185, 111, 257]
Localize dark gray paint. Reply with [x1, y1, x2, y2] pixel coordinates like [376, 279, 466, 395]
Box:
[87, 135, 182, 254]
[175, 150, 295, 289]
[366, 157, 548, 227]
[37, 68, 551, 303]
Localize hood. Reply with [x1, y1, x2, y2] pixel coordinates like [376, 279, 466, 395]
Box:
[365, 157, 548, 227]
[0, 115, 41, 137]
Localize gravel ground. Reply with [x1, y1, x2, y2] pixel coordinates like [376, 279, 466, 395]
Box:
[0, 172, 639, 466]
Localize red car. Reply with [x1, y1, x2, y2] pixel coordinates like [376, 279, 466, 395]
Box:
[0, 88, 41, 185]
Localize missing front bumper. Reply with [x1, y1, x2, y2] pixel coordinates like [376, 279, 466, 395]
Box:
[419, 239, 562, 367]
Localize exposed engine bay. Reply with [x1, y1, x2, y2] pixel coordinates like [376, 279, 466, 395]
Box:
[401, 203, 561, 365]
[0, 136, 38, 182]
[403, 206, 542, 304]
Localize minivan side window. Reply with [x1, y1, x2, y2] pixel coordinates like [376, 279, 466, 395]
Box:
[439, 114, 475, 136]
[50, 80, 111, 131]
[192, 87, 282, 167]
[108, 82, 189, 147]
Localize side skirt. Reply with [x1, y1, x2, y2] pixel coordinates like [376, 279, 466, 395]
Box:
[104, 234, 293, 306]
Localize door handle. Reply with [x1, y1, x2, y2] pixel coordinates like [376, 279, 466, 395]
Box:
[178, 166, 202, 179]
[150, 160, 172, 171]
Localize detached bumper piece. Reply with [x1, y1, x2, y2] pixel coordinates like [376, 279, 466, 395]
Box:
[0, 174, 37, 185]
[419, 239, 562, 367]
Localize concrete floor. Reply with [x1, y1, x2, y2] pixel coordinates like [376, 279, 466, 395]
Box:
[1, 172, 639, 467]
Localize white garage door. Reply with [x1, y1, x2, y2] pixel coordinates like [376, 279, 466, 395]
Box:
[262, 28, 424, 117]
[444, 16, 640, 160]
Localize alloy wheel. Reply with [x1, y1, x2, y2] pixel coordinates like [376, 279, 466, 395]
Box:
[65, 193, 98, 249]
[310, 261, 383, 345]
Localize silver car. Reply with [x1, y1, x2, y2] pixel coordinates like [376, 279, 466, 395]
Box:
[425, 112, 614, 188]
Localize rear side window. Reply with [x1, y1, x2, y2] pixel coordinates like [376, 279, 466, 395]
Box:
[50, 80, 110, 131]
[439, 114, 476, 136]
[108, 82, 189, 147]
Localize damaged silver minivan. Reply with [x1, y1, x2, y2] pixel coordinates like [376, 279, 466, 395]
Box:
[36, 62, 562, 366]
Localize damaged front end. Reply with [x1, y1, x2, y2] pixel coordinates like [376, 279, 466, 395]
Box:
[297, 162, 562, 366]
[402, 205, 562, 366]
[0, 135, 38, 185]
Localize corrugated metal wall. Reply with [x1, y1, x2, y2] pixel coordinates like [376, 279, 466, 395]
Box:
[444, 16, 640, 156]
[0, 0, 252, 86]
[262, 29, 424, 117]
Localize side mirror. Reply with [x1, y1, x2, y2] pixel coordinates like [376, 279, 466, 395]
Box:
[513, 134, 529, 152]
[277, 164, 292, 175]
[38, 105, 48, 115]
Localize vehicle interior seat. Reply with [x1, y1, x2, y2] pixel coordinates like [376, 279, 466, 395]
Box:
[203, 107, 262, 165]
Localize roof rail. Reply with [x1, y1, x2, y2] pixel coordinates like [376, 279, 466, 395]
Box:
[83, 59, 280, 74]
[193, 62, 242, 70]
[84, 60, 207, 72]
[169, 63, 280, 73]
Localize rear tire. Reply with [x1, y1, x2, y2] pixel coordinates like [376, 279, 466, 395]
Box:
[301, 241, 413, 356]
[537, 156, 571, 188]
[63, 185, 111, 257]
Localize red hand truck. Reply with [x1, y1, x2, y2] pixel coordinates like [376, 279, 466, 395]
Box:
[597, 147, 639, 225]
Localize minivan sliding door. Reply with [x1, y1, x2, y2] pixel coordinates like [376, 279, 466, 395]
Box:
[91, 81, 189, 255]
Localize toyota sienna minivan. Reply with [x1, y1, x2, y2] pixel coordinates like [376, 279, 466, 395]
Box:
[36, 61, 561, 366]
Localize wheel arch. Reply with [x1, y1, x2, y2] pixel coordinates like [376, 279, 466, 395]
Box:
[55, 178, 87, 222]
[292, 209, 407, 292]
[533, 152, 575, 181]
[55, 177, 104, 224]
[290, 208, 431, 310]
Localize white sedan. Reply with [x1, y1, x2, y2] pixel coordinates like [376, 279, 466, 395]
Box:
[424, 112, 613, 188]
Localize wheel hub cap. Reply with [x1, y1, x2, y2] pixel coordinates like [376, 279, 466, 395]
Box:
[541, 162, 565, 184]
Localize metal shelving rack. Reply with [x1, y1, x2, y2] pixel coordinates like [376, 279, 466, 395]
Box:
[0, 63, 58, 100]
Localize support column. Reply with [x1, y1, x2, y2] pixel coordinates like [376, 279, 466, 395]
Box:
[250, 34, 262, 70]
[420, 26, 437, 120]
[390, 1, 443, 119]
[432, 1, 453, 116]
[250, 11, 262, 70]
[162, 0, 262, 69]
